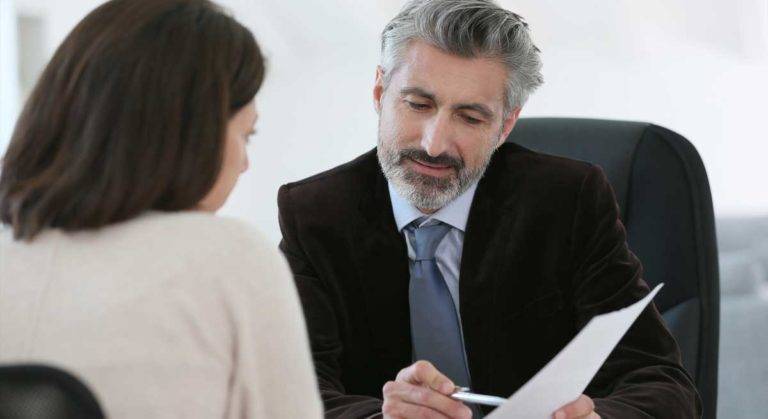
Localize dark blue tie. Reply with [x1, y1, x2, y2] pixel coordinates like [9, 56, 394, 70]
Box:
[408, 221, 472, 388]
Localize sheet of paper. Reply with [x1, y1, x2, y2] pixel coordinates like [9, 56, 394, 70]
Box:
[486, 283, 664, 419]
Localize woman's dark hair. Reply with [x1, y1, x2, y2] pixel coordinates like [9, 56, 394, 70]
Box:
[0, 0, 264, 240]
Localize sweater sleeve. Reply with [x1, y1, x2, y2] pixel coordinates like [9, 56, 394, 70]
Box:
[215, 223, 324, 419]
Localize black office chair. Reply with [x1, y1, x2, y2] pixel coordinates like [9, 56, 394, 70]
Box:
[507, 117, 720, 418]
[0, 364, 105, 419]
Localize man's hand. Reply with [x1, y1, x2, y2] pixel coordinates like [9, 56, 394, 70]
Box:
[552, 394, 600, 419]
[382, 360, 473, 419]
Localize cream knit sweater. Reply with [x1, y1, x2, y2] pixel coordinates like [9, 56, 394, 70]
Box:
[0, 211, 322, 419]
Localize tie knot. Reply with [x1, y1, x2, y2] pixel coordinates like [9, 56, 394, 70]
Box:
[409, 221, 452, 261]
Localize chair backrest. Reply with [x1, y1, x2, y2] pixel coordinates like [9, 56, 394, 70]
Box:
[0, 364, 105, 419]
[507, 117, 720, 418]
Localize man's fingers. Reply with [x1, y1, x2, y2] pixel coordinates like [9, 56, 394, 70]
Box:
[389, 361, 472, 419]
[396, 360, 455, 394]
[383, 380, 472, 419]
[382, 398, 450, 419]
[552, 394, 595, 419]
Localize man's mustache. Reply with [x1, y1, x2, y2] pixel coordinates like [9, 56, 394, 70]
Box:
[398, 149, 464, 171]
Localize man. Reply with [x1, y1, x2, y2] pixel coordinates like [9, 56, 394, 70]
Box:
[278, 1, 701, 418]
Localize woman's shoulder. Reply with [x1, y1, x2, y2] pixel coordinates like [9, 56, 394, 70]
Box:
[117, 211, 275, 259]
[2, 211, 267, 251]
[132, 211, 262, 241]
[132, 212, 296, 311]
[107, 210, 251, 240]
[3, 211, 285, 284]
[111, 212, 289, 294]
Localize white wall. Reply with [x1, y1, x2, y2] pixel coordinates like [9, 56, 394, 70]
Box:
[4, 0, 768, 242]
[0, 0, 20, 150]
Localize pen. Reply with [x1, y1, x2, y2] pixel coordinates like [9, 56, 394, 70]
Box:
[450, 387, 507, 407]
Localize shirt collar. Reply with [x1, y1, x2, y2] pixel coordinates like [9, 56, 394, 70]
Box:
[388, 180, 479, 233]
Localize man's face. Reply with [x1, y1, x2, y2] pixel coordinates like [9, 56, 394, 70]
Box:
[374, 40, 521, 212]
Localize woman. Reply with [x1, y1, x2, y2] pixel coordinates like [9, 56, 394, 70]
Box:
[0, 0, 322, 417]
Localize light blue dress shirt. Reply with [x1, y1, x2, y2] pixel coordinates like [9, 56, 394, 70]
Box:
[387, 181, 479, 321]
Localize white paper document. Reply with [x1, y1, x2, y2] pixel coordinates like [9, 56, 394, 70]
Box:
[486, 283, 664, 419]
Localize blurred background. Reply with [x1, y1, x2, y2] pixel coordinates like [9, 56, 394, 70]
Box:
[1, 0, 766, 417]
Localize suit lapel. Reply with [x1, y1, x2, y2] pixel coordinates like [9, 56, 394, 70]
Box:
[459, 145, 524, 393]
[351, 160, 412, 378]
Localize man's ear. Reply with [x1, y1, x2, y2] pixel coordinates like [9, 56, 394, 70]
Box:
[497, 106, 522, 147]
[373, 66, 385, 115]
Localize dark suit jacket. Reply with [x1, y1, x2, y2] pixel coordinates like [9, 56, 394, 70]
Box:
[278, 143, 701, 418]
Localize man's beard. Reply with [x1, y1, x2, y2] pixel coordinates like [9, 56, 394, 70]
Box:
[377, 135, 495, 211]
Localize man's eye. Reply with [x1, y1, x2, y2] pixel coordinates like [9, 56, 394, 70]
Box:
[463, 115, 482, 125]
[406, 101, 430, 111]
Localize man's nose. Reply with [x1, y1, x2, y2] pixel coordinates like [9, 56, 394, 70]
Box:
[421, 113, 453, 157]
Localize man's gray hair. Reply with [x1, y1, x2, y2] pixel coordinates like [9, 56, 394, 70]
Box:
[381, 0, 543, 111]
